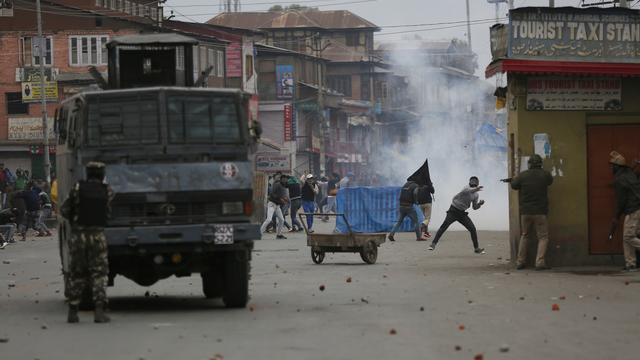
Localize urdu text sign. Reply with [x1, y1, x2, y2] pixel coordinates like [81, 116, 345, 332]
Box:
[21, 81, 58, 102]
[526, 77, 621, 111]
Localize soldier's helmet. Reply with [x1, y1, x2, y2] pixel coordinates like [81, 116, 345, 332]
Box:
[528, 154, 543, 169]
[86, 161, 106, 180]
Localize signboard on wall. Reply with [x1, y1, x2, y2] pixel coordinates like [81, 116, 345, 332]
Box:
[276, 64, 294, 99]
[283, 104, 293, 141]
[526, 77, 622, 111]
[8, 117, 55, 140]
[255, 153, 291, 173]
[508, 7, 640, 63]
[226, 42, 242, 78]
[21, 81, 58, 102]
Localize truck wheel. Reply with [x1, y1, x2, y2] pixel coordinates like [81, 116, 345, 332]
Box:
[360, 241, 378, 264]
[222, 250, 250, 308]
[202, 270, 224, 299]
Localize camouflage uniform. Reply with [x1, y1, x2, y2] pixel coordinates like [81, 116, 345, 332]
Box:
[61, 162, 112, 322]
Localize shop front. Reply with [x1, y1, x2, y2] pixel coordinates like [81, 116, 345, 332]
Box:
[486, 6, 640, 266]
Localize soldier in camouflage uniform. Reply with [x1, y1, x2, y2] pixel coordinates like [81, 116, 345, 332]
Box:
[61, 162, 112, 323]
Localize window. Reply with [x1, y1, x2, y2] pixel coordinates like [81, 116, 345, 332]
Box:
[207, 48, 215, 75]
[216, 50, 224, 77]
[20, 36, 53, 66]
[346, 32, 361, 47]
[87, 95, 159, 146]
[257, 60, 276, 99]
[69, 35, 109, 66]
[124, 1, 131, 14]
[6, 92, 29, 115]
[175, 46, 185, 70]
[328, 75, 351, 97]
[360, 74, 370, 101]
[167, 96, 240, 144]
[245, 54, 254, 80]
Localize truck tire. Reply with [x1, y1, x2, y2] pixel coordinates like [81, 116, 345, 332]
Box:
[222, 250, 250, 308]
[201, 270, 224, 299]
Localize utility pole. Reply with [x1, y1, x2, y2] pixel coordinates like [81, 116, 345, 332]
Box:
[308, 33, 330, 175]
[36, 0, 51, 184]
[465, 0, 472, 51]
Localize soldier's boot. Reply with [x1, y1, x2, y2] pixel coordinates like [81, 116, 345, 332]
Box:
[67, 304, 79, 323]
[94, 302, 110, 323]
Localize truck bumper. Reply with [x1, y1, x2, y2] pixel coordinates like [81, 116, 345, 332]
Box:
[105, 223, 261, 247]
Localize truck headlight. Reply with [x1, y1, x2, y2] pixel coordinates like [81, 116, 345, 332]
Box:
[222, 201, 243, 215]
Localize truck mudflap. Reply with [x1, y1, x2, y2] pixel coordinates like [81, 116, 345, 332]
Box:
[104, 223, 261, 247]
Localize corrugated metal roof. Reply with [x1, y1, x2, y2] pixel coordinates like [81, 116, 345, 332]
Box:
[208, 10, 379, 30]
[107, 33, 198, 47]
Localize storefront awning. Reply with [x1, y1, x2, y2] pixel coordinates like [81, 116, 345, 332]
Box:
[486, 59, 640, 79]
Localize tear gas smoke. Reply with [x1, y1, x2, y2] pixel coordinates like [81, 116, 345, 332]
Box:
[373, 42, 509, 231]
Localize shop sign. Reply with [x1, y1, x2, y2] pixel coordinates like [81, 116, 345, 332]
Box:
[21, 81, 58, 102]
[8, 117, 55, 140]
[255, 153, 291, 173]
[283, 104, 293, 141]
[276, 64, 294, 99]
[226, 42, 242, 77]
[508, 7, 640, 63]
[526, 77, 621, 111]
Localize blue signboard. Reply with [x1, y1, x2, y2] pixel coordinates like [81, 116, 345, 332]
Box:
[276, 64, 294, 99]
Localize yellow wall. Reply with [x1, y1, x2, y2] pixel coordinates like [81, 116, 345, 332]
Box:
[507, 75, 640, 266]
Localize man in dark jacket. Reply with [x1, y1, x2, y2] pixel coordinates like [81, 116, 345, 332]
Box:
[261, 175, 288, 239]
[608, 151, 640, 272]
[505, 154, 554, 270]
[388, 181, 421, 242]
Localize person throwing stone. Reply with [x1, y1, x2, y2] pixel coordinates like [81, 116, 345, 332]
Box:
[428, 176, 485, 254]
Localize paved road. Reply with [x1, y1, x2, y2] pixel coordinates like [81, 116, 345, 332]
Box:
[1, 229, 639, 360]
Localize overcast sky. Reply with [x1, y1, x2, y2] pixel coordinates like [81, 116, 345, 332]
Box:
[163, 0, 639, 77]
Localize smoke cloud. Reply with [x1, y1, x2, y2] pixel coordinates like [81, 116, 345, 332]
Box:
[373, 41, 509, 231]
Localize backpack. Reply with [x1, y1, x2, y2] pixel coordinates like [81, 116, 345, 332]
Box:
[399, 181, 419, 205]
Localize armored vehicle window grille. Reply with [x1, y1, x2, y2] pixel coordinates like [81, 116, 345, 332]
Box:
[87, 95, 160, 146]
[110, 201, 221, 225]
[167, 95, 240, 144]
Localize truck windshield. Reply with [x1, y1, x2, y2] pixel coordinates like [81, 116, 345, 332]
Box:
[167, 95, 241, 144]
[86, 94, 160, 146]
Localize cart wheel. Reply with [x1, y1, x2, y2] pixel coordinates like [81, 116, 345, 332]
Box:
[360, 241, 378, 264]
[311, 247, 325, 264]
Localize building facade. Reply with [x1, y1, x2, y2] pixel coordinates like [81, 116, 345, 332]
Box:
[487, 6, 640, 267]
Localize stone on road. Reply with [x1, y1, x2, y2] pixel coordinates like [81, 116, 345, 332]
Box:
[0, 230, 639, 360]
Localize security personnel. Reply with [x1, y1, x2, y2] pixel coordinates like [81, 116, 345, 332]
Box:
[504, 154, 554, 270]
[608, 151, 640, 272]
[61, 162, 112, 323]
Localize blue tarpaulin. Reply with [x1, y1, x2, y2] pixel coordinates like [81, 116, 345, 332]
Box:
[335, 186, 424, 234]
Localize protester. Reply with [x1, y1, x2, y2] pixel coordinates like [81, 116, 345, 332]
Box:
[338, 172, 353, 189]
[607, 151, 640, 272]
[15, 169, 28, 191]
[260, 174, 288, 239]
[428, 176, 486, 254]
[388, 180, 422, 242]
[503, 154, 554, 270]
[0, 207, 18, 245]
[286, 175, 303, 232]
[406, 159, 435, 239]
[35, 185, 53, 237]
[325, 173, 340, 215]
[301, 174, 319, 233]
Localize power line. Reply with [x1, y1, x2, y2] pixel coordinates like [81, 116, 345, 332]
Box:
[167, 0, 358, 7]
[377, 19, 503, 36]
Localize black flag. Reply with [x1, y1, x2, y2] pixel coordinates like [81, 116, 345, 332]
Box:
[407, 158, 432, 186]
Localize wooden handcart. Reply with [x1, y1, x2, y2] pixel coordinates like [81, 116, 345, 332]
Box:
[299, 213, 386, 264]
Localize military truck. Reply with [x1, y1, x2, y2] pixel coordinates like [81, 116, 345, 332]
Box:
[55, 34, 260, 308]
